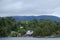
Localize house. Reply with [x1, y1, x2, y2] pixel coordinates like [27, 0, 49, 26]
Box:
[20, 26, 23, 29]
[11, 31, 16, 34]
[26, 30, 34, 36]
[20, 26, 24, 29]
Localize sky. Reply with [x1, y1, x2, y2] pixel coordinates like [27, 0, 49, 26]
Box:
[0, 0, 60, 17]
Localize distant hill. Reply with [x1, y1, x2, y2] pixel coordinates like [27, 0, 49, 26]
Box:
[12, 15, 60, 22]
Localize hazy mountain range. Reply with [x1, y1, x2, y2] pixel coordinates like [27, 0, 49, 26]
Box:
[11, 15, 60, 22]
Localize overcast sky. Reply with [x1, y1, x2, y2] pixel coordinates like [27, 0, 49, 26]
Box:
[0, 0, 60, 17]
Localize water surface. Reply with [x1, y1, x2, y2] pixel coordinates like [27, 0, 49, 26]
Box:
[0, 37, 60, 40]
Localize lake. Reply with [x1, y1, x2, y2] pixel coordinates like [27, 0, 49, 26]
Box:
[0, 37, 60, 40]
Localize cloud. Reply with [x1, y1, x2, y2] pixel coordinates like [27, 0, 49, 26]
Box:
[0, 0, 60, 17]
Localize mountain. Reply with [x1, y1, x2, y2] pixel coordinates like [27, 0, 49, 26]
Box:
[12, 15, 60, 22]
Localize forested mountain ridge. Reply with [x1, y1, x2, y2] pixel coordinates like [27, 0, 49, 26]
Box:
[12, 15, 60, 22]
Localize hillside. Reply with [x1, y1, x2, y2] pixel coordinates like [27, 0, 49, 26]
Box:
[12, 15, 60, 22]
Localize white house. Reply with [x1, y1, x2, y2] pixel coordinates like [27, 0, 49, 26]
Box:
[26, 30, 34, 36]
[20, 26, 24, 29]
[11, 31, 16, 34]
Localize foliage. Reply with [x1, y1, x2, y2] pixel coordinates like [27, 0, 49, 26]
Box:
[0, 17, 60, 37]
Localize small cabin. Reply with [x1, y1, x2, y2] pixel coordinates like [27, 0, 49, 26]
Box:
[20, 26, 24, 29]
[11, 31, 16, 34]
[26, 30, 34, 36]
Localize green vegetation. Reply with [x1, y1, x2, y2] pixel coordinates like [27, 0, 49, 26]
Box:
[0, 17, 60, 37]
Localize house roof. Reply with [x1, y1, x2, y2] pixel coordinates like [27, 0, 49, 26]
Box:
[11, 31, 16, 34]
[26, 30, 33, 35]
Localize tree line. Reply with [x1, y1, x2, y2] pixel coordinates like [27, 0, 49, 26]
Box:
[0, 17, 60, 37]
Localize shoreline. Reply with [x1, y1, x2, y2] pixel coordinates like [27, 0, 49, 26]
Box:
[0, 36, 60, 38]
